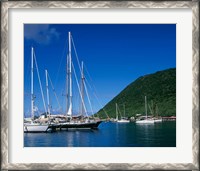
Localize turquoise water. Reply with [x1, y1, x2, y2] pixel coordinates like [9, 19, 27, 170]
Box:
[24, 121, 176, 147]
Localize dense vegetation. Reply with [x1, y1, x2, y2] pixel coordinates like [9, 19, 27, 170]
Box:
[96, 68, 176, 119]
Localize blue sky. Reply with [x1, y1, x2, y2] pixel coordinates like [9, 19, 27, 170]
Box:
[24, 24, 176, 117]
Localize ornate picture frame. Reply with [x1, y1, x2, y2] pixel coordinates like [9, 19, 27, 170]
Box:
[1, 1, 199, 170]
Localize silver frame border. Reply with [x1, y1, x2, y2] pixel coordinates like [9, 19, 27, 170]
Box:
[1, 1, 199, 170]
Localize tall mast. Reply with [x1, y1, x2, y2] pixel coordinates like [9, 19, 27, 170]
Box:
[67, 31, 72, 117]
[81, 61, 85, 116]
[123, 104, 125, 117]
[116, 103, 118, 120]
[31, 47, 34, 121]
[34, 49, 47, 115]
[145, 96, 147, 119]
[66, 55, 69, 116]
[45, 70, 50, 115]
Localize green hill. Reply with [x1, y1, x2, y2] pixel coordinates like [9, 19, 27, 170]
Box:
[97, 68, 176, 119]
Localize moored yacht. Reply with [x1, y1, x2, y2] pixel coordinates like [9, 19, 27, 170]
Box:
[24, 47, 50, 133]
[114, 103, 130, 123]
[60, 32, 102, 129]
[136, 96, 154, 124]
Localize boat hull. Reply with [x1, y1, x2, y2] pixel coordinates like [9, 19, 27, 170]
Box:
[24, 124, 50, 133]
[24, 121, 102, 132]
[117, 120, 130, 123]
[136, 119, 154, 124]
[154, 119, 162, 122]
[59, 121, 102, 129]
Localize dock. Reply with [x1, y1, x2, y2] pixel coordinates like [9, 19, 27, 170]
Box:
[162, 116, 176, 121]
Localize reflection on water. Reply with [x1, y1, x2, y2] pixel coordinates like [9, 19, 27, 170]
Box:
[135, 124, 155, 146]
[24, 121, 176, 147]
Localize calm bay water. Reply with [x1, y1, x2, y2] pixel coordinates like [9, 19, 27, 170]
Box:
[24, 121, 176, 147]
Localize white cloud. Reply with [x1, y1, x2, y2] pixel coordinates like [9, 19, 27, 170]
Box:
[24, 24, 59, 44]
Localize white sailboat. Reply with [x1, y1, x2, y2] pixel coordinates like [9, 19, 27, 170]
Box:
[153, 104, 162, 122]
[148, 100, 162, 123]
[154, 118, 162, 122]
[60, 32, 102, 129]
[24, 47, 50, 133]
[136, 96, 154, 124]
[114, 103, 119, 122]
[115, 103, 130, 123]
